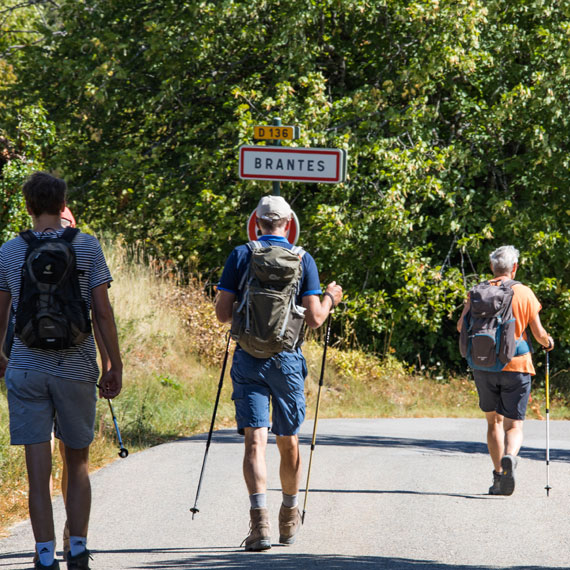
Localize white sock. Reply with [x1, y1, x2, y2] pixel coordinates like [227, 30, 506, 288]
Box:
[36, 540, 55, 566]
[69, 536, 87, 557]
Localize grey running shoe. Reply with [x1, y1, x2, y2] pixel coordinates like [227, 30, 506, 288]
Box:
[500, 454, 518, 496]
[278, 504, 302, 545]
[489, 470, 502, 495]
[243, 508, 271, 551]
[66, 549, 92, 570]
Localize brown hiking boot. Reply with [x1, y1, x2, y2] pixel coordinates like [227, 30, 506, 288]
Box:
[243, 508, 271, 551]
[278, 504, 301, 545]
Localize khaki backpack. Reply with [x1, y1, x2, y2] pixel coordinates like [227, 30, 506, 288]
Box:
[231, 241, 306, 358]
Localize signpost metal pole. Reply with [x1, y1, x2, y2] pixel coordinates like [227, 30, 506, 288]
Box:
[272, 116, 281, 196]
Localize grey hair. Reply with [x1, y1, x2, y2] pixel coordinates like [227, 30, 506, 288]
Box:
[489, 245, 519, 276]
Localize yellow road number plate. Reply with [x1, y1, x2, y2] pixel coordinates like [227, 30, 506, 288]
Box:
[254, 125, 299, 141]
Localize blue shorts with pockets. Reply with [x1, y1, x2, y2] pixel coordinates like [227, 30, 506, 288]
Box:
[230, 347, 308, 436]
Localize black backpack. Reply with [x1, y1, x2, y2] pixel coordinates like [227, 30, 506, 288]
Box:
[459, 278, 530, 371]
[230, 241, 306, 358]
[15, 228, 92, 350]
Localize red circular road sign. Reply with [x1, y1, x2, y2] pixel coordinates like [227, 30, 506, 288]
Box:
[247, 209, 300, 245]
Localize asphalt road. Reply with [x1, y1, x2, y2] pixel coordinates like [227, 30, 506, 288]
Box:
[1, 418, 570, 569]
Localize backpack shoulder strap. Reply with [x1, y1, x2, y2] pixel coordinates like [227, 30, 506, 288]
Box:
[290, 245, 305, 258]
[61, 227, 80, 243]
[247, 240, 271, 252]
[19, 230, 37, 245]
[502, 279, 520, 289]
[471, 279, 490, 291]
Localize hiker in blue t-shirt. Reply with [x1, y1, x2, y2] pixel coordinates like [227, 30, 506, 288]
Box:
[0, 172, 123, 570]
[216, 195, 343, 551]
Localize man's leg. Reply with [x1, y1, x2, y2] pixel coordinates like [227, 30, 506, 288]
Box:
[25, 442, 55, 543]
[276, 435, 302, 545]
[275, 435, 301, 495]
[64, 445, 91, 555]
[59, 439, 69, 503]
[499, 417, 523, 496]
[242, 427, 271, 551]
[504, 418, 524, 456]
[243, 427, 268, 494]
[26, 442, 59, 567]
[59, 439, 70, 556]
[484, 411, 505, 472]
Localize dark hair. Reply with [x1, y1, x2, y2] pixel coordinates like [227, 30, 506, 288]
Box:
[22, 172, 67, 217]
[257, 217, 288, 234]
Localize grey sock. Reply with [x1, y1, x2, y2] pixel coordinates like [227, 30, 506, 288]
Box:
[249, 493, 267, 509]
[282, 492, 298, 508]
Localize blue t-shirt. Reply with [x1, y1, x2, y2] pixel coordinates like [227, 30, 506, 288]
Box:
[218, 235, 322, 302]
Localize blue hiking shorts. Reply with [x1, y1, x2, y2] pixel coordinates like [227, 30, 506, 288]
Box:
[230, 348, 308, 436]
[472, 369, 531, 420]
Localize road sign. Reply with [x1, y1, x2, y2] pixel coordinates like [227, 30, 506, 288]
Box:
[253, 125, 300, 141]
[239, 146, 347, 184]
[247, 209, 300, 245]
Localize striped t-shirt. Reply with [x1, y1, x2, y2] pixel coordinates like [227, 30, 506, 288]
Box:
[0, 229, 112, 383]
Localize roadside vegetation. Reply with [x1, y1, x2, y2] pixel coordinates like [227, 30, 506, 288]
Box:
[1, 240, 565, 537]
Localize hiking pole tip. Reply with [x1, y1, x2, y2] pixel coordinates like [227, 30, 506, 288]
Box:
[545, 484, 551, 497]
[301, 509, 306, 525]
[190, 507, 199, 520]
[119, 448, 129, 458]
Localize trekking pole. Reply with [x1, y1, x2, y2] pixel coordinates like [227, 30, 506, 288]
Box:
[190, 331, 231, 519]
[302, 312, 332, 525]
[545, 348, 551, 497]
[98, 386, 129, 458]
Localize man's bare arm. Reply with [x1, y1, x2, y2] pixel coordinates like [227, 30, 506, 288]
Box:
[91, 284, 123, 398]
[302, 281, 343, 329]
[0, 290, 11, 377]
[215, 289, 235, 324]
[529, 313, 554, 351]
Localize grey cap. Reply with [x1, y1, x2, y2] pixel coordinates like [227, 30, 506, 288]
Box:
[256, 195, 292, 221]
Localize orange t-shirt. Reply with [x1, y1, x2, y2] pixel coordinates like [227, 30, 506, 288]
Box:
[501, 282, 541, 375]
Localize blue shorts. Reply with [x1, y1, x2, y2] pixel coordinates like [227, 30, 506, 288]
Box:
[472, 369, 531, 420]
[230, 348, 308, 436]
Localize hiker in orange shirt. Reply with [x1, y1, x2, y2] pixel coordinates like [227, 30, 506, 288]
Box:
[457, 245, 553, 495]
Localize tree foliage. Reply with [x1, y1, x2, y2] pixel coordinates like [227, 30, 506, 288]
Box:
[0, 0, 56, 240]
[4, 0, 570, 377]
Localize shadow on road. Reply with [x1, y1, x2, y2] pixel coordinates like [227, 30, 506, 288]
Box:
[187, 429, 570, 462]
[1, 549, 553, 570]
[273, 488, 492, 500]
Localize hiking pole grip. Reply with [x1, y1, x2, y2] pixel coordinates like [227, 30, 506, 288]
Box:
[190, 331, 231, 519]
[302, 312, 332, 525]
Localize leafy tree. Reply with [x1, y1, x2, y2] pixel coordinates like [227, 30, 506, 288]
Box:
[6, 0, 570, 378]
[0, 1, 56, 239]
